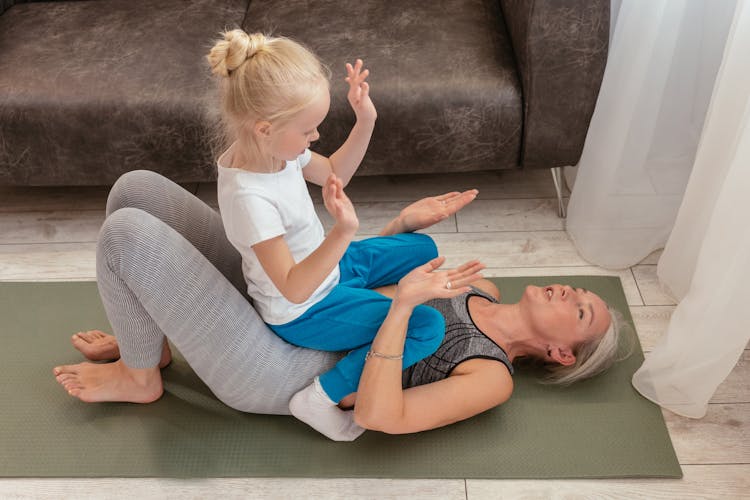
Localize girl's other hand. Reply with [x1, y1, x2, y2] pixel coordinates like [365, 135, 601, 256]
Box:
[323, 173, 359, 234]
[394, 257, 485, 309]
[345, 59, 377, 123]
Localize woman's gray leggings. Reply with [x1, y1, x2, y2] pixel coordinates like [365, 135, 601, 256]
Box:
[97, 170, 340, 415]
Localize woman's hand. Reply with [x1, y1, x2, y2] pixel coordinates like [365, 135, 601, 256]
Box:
[345, 59, 377, 123]
[323, 173, 359, 234]
[399, 190, 478, 232]
[378, 190, 479, 236]
[394, 256, 485, 309]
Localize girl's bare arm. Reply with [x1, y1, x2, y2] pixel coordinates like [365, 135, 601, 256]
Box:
[253, 174, 357, 304]
[303, 59, 376, 187]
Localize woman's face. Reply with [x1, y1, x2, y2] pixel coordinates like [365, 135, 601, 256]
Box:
[520, 284, 611, 348]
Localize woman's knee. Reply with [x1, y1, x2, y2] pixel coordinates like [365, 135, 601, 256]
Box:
[97, 207, 182, 284]
[98, 207, 162, 257]
[106, 170, 167, 216]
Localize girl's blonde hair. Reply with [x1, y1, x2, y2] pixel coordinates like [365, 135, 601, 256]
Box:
[205, 29, 330, 156]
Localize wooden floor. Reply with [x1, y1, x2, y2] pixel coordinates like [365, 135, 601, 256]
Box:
[1, 169, 748, 499]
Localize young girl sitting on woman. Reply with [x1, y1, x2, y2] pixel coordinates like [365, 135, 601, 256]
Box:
[206, 29, 480, 441]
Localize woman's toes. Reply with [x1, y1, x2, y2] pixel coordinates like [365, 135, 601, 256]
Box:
[73, 331, 96, 344]
[62, 379, 82, 392]
[53, 365, 76, 376]
[73, 330, 106, 342]
[54, 370, 83, 393]
[88, 330, 106, 340]
[73, 332, 90, 342]
[57, 376, 81, 391]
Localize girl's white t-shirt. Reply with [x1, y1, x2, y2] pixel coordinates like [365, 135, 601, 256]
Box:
[216, 142, 339, 325]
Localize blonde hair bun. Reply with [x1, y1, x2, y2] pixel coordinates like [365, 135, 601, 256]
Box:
[206, 29, 331, 160]
[207, 29, 267, 77]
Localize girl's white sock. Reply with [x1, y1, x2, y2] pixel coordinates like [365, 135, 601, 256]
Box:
[289, 377, 365, 442]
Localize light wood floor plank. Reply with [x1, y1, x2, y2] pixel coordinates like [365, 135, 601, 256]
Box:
[630, 305, 675, 351]
[664, 403, 750, 465]
[466, 464, 750, 499]
[431, 232, 589, 269]
[211, 199, 564, 236]
[0, 243, 96, 281]
[0, 211, 104, 245]
[456, 198, 564, 232]
[632, 265, 677, 306]
[0, 478, 466, 500]
[710, 350, 750, 404]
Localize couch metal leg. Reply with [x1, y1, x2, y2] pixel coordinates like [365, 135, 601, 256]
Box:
[551, 167, 567, 218]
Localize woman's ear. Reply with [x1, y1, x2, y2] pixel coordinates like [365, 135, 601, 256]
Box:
[549, 346, 576, 366]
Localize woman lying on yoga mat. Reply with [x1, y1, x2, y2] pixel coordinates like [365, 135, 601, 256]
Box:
[52, 170, 625, 441]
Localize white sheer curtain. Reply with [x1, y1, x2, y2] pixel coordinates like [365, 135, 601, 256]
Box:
[566, 0, 749, 418]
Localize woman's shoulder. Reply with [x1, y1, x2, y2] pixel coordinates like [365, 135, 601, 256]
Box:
[470, 279, 501, 301]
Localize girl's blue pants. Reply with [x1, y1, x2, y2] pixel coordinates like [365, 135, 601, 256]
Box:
[270, 233, 445, 402]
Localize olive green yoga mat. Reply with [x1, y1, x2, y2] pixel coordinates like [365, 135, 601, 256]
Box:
[0, 277, 681, 479]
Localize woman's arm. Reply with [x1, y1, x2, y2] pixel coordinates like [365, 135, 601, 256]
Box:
[379, 190, 479, 236]
[252, 174, 357, 304]
[354, 257, 509, 434]
[304, 60, 376, 187]
[356, 359, 513, 434]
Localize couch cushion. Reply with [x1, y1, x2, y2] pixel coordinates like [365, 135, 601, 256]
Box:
[243, 0, 523, 175]
[0, 0, 248, 185]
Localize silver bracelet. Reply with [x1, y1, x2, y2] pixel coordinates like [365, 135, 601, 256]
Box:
[365, 350, 404, 361]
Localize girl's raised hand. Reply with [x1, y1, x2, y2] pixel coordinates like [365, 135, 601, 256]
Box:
[394, 257, 485, 309]
[345, 59, 377, 123]
[323, 173, 359, 234]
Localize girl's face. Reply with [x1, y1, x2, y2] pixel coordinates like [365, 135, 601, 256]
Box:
[270, 86, 330, 161]
[520, 284, 611, 349]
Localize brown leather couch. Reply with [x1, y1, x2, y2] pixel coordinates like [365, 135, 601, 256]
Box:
[0, 0, 608, 188]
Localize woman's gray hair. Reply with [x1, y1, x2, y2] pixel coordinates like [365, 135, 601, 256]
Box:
[539, 306, 634, 386]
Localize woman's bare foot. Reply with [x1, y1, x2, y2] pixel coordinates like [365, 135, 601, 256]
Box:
[71, 330, 172, 369]
[71, 330, 119, 361]
[53, 359, 163, 403]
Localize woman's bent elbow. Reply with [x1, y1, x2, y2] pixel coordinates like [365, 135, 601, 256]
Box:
[353, 408, 405, 434]
[353, 407, 378, 430]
